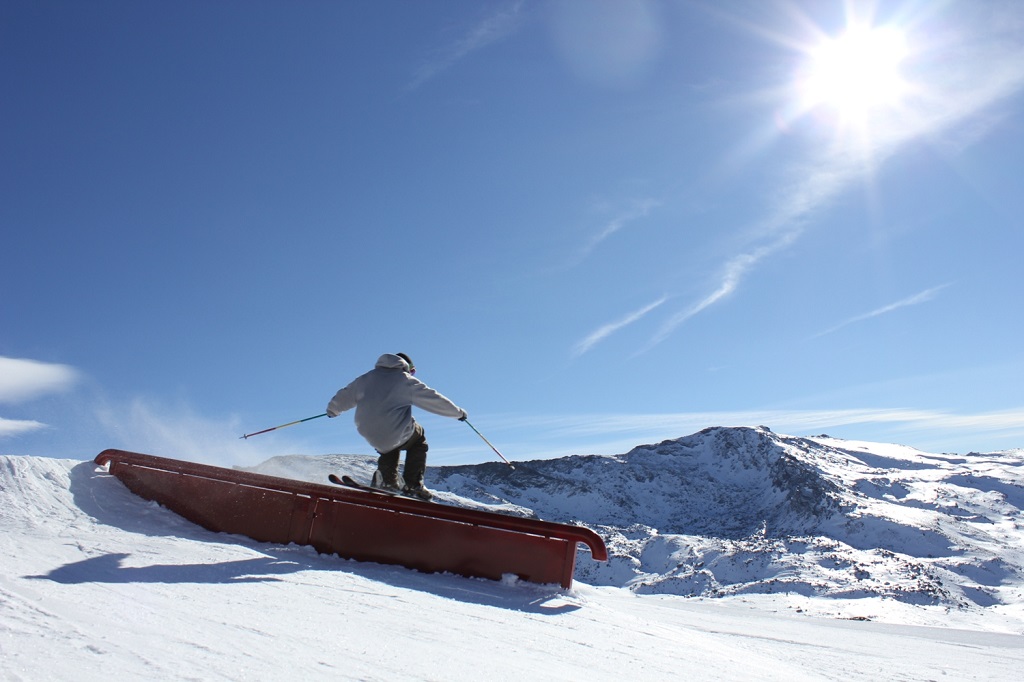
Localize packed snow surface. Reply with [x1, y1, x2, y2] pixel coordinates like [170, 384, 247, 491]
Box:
[3, 426, 1023, 680]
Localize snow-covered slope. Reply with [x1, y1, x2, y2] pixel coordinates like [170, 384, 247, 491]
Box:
[3, 428, 1024, 680]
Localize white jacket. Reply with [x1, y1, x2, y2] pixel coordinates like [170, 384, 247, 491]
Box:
[327, 354, 466, 453]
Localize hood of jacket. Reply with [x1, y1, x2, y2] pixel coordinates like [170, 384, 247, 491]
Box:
[375, 353, 411, 372]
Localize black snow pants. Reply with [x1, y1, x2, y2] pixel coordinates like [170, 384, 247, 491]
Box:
[376, 421, 428, 487]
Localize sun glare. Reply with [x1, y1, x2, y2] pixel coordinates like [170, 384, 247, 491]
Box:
[799, 26, 909, 123]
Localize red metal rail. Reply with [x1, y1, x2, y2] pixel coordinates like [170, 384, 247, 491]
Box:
[94, 449, 607, 588]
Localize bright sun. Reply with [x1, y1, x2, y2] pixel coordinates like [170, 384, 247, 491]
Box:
[799, 25, 909, 124]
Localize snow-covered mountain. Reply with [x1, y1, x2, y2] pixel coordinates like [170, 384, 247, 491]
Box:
[256, 426, 1024, 613]
[3, 427, 1024, 680]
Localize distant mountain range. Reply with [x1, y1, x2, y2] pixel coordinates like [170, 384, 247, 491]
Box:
[249, 426, 1024, 611]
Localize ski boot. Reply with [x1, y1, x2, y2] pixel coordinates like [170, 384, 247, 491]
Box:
[371, 469, 404, 493]
[402, 484, 433, 501]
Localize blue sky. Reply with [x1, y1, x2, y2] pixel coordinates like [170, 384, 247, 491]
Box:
[3, 0, 1023, 468]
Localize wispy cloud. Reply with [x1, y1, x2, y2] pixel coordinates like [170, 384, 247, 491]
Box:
[486, 406, 1024, 458]
[0, 416, 46, 438]
[0, 356, 79, 439]
[511, 407, 1024, 439]
[644, 230, 801, 351]
[813, 283, 952, 338]
[0, 356, 79, 404]
[573, 295, 668, 358]
[408, 1, 525, 90]
[571, 198, 661, 267]
[636, 155, 877, 354]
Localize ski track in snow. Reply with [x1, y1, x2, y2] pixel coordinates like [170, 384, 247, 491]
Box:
[2, 427, 1024, 680]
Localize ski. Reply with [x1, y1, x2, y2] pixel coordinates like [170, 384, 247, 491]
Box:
[328, 473, 402, 497]
[328, 473, 434, 502]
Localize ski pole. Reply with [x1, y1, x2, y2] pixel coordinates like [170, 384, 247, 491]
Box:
[464, 419, 515, 470]
[240, 413, 328, 439]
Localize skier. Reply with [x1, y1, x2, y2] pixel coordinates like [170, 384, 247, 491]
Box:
[326, 353, 466, 500]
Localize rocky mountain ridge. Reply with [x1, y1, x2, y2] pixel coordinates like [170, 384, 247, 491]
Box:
[251, 426, 1024, 611]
